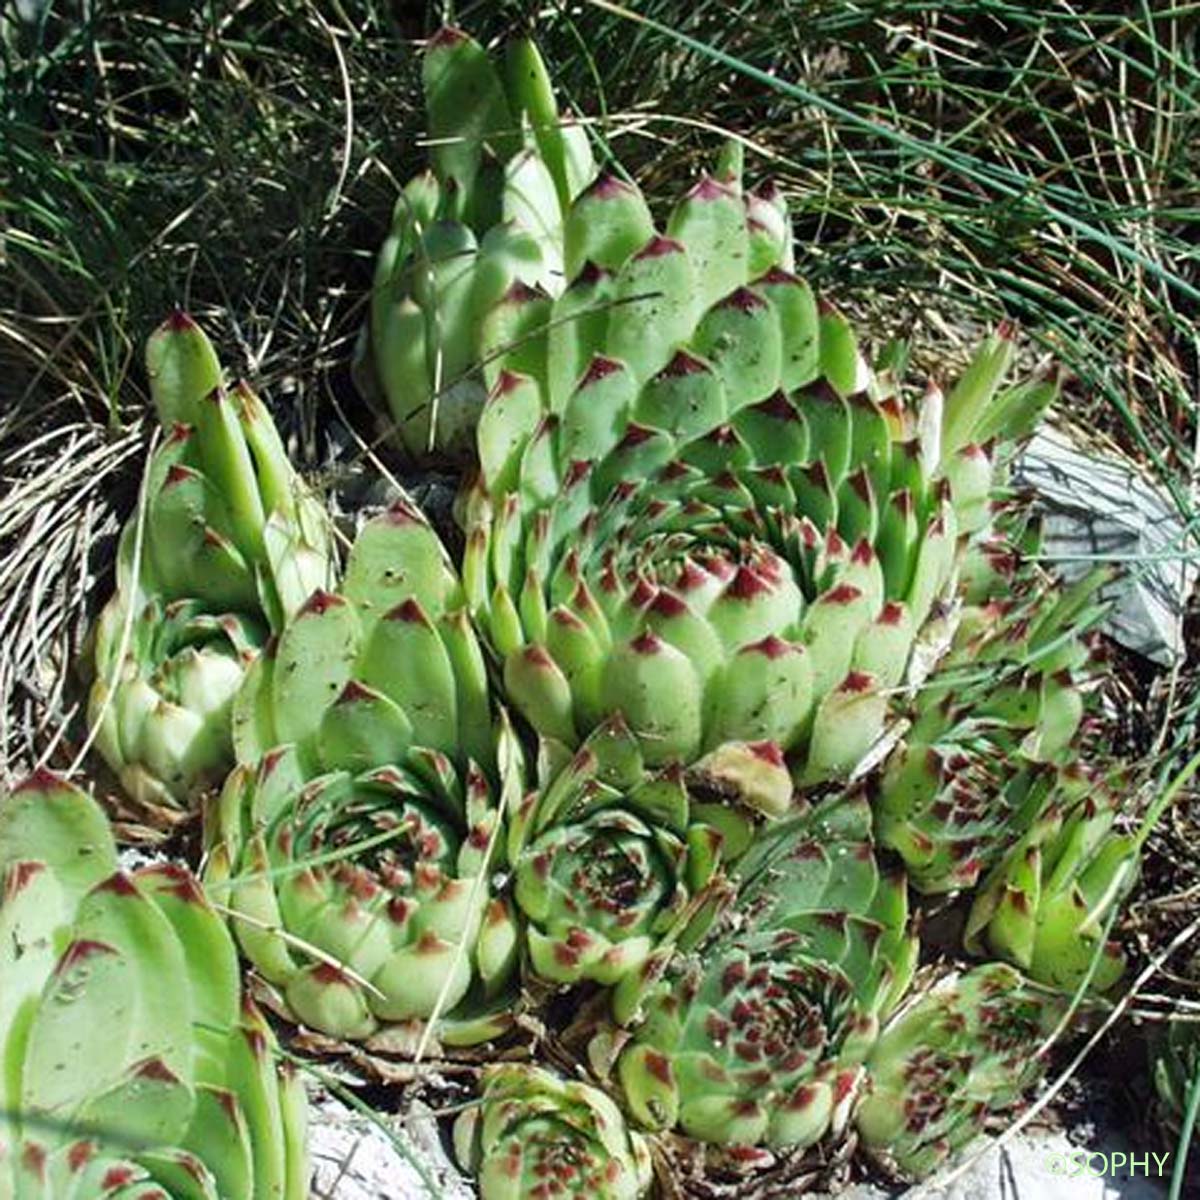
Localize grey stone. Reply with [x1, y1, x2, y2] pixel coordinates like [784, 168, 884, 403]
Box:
[1015, 428, 1196, 666]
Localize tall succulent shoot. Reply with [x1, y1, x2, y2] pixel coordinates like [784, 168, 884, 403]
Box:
[454, 1065, 652, 1200]
[462, 138, 1056, 792]
[88, 314, 332, 816]
[615, 796, 916, 1150]
[0, 772, 309, 1198]
[205, 503, 521, 1046]
[358, 29, 597, 458]
[874, 520, 1136, 992]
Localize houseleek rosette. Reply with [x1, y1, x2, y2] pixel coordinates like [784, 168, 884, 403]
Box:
[229, 498, 492, 773]
[453, 1065, 652, 1200]
[88, 313, 332, 816]
[90, 593, 266, 813]
[357, 29, 597, 458]
[615, 795, 916, 1150]
[856, 963, 1065, 1178]
[872, 528, 1131, 991]
[463, 140, 1058, 788]
[507, 715, 788, 1003]
[205, 501, 522, 1046]
[207, 738, 520, 1046]
[872, 552, 1107, 894]
[0, 772, 308, 1198]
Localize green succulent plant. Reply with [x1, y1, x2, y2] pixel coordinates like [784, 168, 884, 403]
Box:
[53, 24, 1139, 1195]
[873, 549, 1107, 895]
[227, 499, 491, 773]
[964, 775, 1136, 993]
[0, 771, 309, 1198]
[88, 313, 333, 817]
[356, 29, 597, 459]
[205, 501, 522, 1046]
[453, 1065, 652, 1200]
[614, 795, 916, 1150]
[459, 138, 1057, 789]
[206, 731, 522, 1048]
[868, 512, 1136, 995]
[856, 963, 1065, 1179]
[506, 714, 790, 1005]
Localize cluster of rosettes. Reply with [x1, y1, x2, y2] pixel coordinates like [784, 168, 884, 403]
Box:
[68, 28, 1143, 1200]
[875, 520, 1136, 993]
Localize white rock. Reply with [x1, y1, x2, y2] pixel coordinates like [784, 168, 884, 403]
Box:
[907, 1130, 1169, 1200]
[308, 1094, 473, 1200]
[816, 1131, 1169, 1200]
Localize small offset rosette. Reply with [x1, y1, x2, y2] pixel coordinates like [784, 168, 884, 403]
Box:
[505, 715, 765, 1012]
[454, 1064, 652, 1200]
[856, 963, 1066, 1178]
[88, 313, 332, 819]
[208, 739, 520, 1048]
[873, 554, 1107, 896]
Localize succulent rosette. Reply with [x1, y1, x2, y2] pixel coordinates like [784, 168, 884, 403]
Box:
[88, 313, 332, 816]
[461, 138, 1058, 789]
[0, 772, 308, 1198]
[872, 553, 1107, 895]
[506, 715, 791, 1004]
[614, 795, 916, 1150]
[856, 963, 1065, 1178]
[207, 735, 521, 1048]
[454, 1065, 652, 1200]
[356, 29, 597, 458]
[90, 593, 267, 815]
[205, 501, 522, 1047]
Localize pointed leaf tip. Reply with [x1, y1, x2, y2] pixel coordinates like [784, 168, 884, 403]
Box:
[13, 766, 69, 793]
[164, 309, 199, 332]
